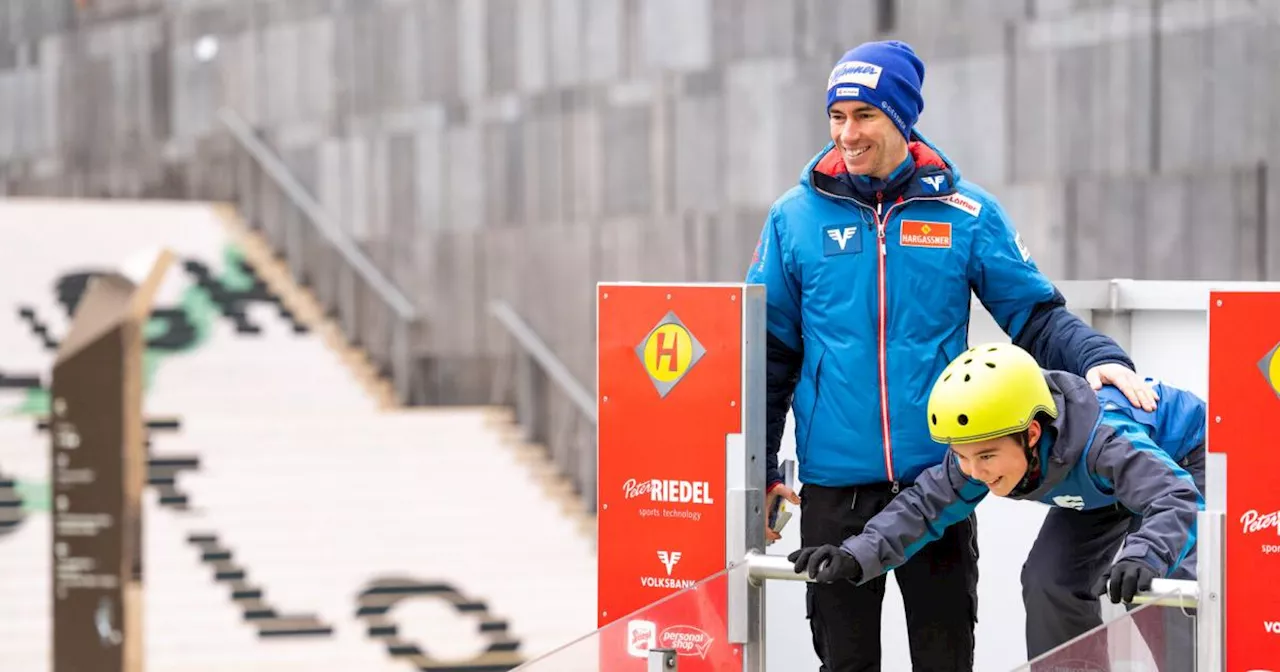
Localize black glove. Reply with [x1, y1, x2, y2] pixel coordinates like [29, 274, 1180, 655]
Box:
[1093, 559, 1157, 604]
[787, 545, 862, 583]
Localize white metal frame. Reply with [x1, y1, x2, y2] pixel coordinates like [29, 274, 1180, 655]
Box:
[722, 279, 1272, 671]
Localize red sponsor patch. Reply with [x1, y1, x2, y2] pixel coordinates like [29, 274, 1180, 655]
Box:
[900, 220, 952, 249]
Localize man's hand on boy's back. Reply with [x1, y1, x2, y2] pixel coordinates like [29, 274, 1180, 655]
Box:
[1086, 363, 1160, 412]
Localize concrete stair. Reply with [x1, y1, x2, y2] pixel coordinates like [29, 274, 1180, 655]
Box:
[0, 199, 597, 671]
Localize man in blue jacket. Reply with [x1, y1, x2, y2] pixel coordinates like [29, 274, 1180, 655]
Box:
[747, 40, 1158, 671]
[789, 343, 1202, 669]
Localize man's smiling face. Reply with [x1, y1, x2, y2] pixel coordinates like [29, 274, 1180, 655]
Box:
[827, 100, 907, 180]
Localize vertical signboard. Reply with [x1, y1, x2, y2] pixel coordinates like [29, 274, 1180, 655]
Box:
[51, 250, 172, 672]
[596, 283, 755, 670]
[1208, 291, 1280, 670]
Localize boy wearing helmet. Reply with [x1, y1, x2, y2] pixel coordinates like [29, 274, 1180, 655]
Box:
[788, 342, 1205, 663]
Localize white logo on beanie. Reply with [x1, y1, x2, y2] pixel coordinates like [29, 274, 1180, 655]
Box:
[828, 60, 883, 90]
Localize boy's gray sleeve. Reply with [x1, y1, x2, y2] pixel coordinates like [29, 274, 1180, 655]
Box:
[1091, 411, 1203, 577]
[840, 457, 988, 582]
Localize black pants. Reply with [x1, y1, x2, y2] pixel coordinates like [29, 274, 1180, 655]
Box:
[801, 482, 979, 672]
[1023, 448, 1204, 670]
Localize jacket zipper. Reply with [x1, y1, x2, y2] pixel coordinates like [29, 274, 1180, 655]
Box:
[874, 191, 895, 490]
[815, 184, 948, 494]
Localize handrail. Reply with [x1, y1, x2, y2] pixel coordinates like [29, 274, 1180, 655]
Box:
[489, 301, 597, 425]
[217, 107, 419, 321]
[1054, 279, 1280, 312]
[742, 550, 1198, 609]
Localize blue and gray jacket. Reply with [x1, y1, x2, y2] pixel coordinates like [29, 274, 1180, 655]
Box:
[748, 132, 1133, 489]
[841, 371, 1206, 580]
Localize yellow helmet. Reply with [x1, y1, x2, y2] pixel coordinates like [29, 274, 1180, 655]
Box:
[927, 342, 1058, 444]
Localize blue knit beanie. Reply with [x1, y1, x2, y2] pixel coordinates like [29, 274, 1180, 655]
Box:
[826, 41, 926, 141]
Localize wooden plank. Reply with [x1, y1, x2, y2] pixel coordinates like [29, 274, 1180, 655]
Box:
[1138, 173, 1188, 280]
[993, 182, 1069, 280]
[1187, 168, 1265, 281]
[640, 0, 712, 73]
[1207, 16, 1269, 170]
[1229, 166, 1266, 281]
[918, 54, 1007, 186]
[514, 0, 548, 93]
[445, 124, 484, 230]
[564, 104, 601, 223]
[385, 130, 417, 294]
[559, 222, 595, 386]
[601, 104, 652, 218]
[1155, 9, 1206, 175]
[1069, 175, 1142, 279]
[486, 0, 517, 94]
[547, 0, 584, 87]
[1266, 163, 1280, 281]
[477, 226, 513, 358]
[299, 16, 334, 121]
[521, 112, 557, 223]
[775, 56, 829, 186]
[1185, 172, 1231, 280]
[415, 0, 456, 101]
[723, 58, 795, 211]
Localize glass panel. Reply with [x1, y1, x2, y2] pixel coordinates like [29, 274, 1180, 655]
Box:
[1015, 591, 1198, 672]
[512, 564, 739, 671]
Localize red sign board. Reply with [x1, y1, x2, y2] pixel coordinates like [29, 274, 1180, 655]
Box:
[1208, 291, 1280, 670]
[596, 283, 745, 670]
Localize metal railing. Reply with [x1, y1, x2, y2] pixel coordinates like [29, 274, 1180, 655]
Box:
[741, 550, 1201, 608]
[219, 108, 422, 403]
[489, 301, 597, 512]
[628, 544, 1208, 672]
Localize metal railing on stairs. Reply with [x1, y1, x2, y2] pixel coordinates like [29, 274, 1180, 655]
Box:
[218, 108, 423, 403]
[218, 107, 589, 499]
[489, 301, 598, 513]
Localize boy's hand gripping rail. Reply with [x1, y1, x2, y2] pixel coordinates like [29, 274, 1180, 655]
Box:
[742, 550, 1199, 609]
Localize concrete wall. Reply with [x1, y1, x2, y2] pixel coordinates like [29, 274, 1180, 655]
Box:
[1, 0, 1277, 401]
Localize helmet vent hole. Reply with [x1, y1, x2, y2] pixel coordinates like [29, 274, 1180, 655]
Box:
[963, 358, 973, 365]
[987, 347, 998, 352]
[985, 362, 996, 369]
[930, 414, 937, 425]
[963, 373, 971, 382]
[943, 373, 951, 382]
[957, 414, 969, 426]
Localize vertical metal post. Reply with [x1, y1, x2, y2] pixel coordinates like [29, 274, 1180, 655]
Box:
[515, 351, 535, 441]
[1196, 511, 1225, 671]
[1091, 308, 1132, 354]
[727, 285, 767, 672]
[1199, 433, 1227, 672]
[391, 318, 416, 404]
[338, 263, 357, 339]
[647, 648, 678, 671]
[1089, 281, 1133, 353]
[285, 206, 304, 284]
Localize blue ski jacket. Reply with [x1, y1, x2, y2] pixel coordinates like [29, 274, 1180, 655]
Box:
[841, 372, 1206, 580]
[747, 132, 1133, 489]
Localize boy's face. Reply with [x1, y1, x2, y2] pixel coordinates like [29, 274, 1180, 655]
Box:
[950, 420, 1042, 497]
